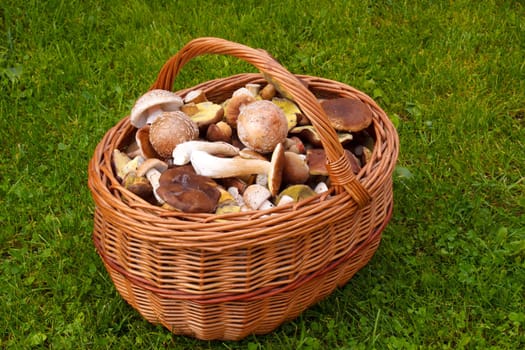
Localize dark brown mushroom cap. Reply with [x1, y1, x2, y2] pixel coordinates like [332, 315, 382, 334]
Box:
[320, 98, 373, 132]
[157, 167, 220, 213]
[306, 148, 361, 176]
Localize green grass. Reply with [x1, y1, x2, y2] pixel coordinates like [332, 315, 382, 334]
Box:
[1, 0, 524, 348]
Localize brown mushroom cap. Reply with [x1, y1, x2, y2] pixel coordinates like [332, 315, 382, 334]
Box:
[149, 111, 199, 159]
[282, 151, 310, 185]
[130, 89, 183, 128]
[306, 148, 361, 176]
[237, 100, 289, 154]
[224, 88, 256, 128]
[320, 98, 373, 132]
[157, 167, 220, 213]
[206, 121, 232, 143]
[135, 125, 161, 159]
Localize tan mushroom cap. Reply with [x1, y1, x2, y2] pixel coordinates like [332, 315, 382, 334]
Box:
[149, 111, 199, 159]
[224, 88, 256, 128]
[130, 89, 183, 128]
[320, 97, 373, 132]
[267, 142, 285, 197]
[237, 100, 289, 154]
[156, 167, 220, 213]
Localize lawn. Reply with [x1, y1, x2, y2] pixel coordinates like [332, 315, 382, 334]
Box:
[1, 0, 524, 349]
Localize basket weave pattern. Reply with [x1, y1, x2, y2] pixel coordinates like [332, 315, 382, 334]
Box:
[88, 38, 399, 340]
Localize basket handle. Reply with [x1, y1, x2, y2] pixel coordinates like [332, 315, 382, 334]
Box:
[150, 37, 371, 208]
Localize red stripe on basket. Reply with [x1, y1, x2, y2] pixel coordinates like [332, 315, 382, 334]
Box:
[93, 204, 392, 305]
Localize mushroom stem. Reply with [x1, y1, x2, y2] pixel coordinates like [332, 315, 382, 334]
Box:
[190, 150, 270, 178]
[136, 158, 169, 204]
[143, 169, 163, 204]
[172, 140, 239, 166]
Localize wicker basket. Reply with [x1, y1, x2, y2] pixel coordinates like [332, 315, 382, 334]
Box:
[88, 37, 399, 341]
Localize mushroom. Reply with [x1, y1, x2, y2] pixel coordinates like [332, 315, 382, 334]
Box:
[188, 101, 224, 131]
[130, 89, 183, 128]
[245, 83, 261, 97]
[271, 97, 302, 131]
[112, 149, 133, 180]
[238, 148, 268, 160]
[221, 177, 248, 195]
[184, 89, 208, 104]
[148, 111, 199, 159]
[223, 87, 256, 127]
[275, 184, 316, 206]
[215, 188, 242, 215]
[282, 151, 310, 185]
[122, 173, 153, 198]
[314, 181, 329, 194]
[180, 103, 200, 116]
[156, 167, 220, 213]
[237, 100, 289, 154]
[289, 125, 322, 147]
[306, 148, 361, 176]
[190, 142, 285, 196]
[206, 121, 233, 143]
[112, 149, 144, 180]
[320, 97, 373, 132]
[283, 136, 306, 154]
[259, 83, 276, 100]
[172, 140, 240, 166]
[290, 125, 353, 147]
[243, 184, 272, 210]
[135, 125, 161, 159]
[136, 158, 169, 204]
[227, 186, 245, 205]
[353, 145, 373, 166]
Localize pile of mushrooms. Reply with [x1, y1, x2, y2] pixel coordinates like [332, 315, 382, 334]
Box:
[112, 81, 375, 214]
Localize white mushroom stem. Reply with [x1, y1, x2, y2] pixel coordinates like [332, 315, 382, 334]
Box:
[314, 181, 329, 194]
[136, 159, 168, 204]
[172, 140, 240, 166]
[243, 184, 272, 210]
[277, 195, 295, 206]
[258, 200, 275, 210]
[190, 150, 270, 178]
[227, 187, 245, 207]
[144, 169, 164, 204]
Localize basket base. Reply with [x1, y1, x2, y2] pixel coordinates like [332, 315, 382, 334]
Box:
[95, 205, 391, 341]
